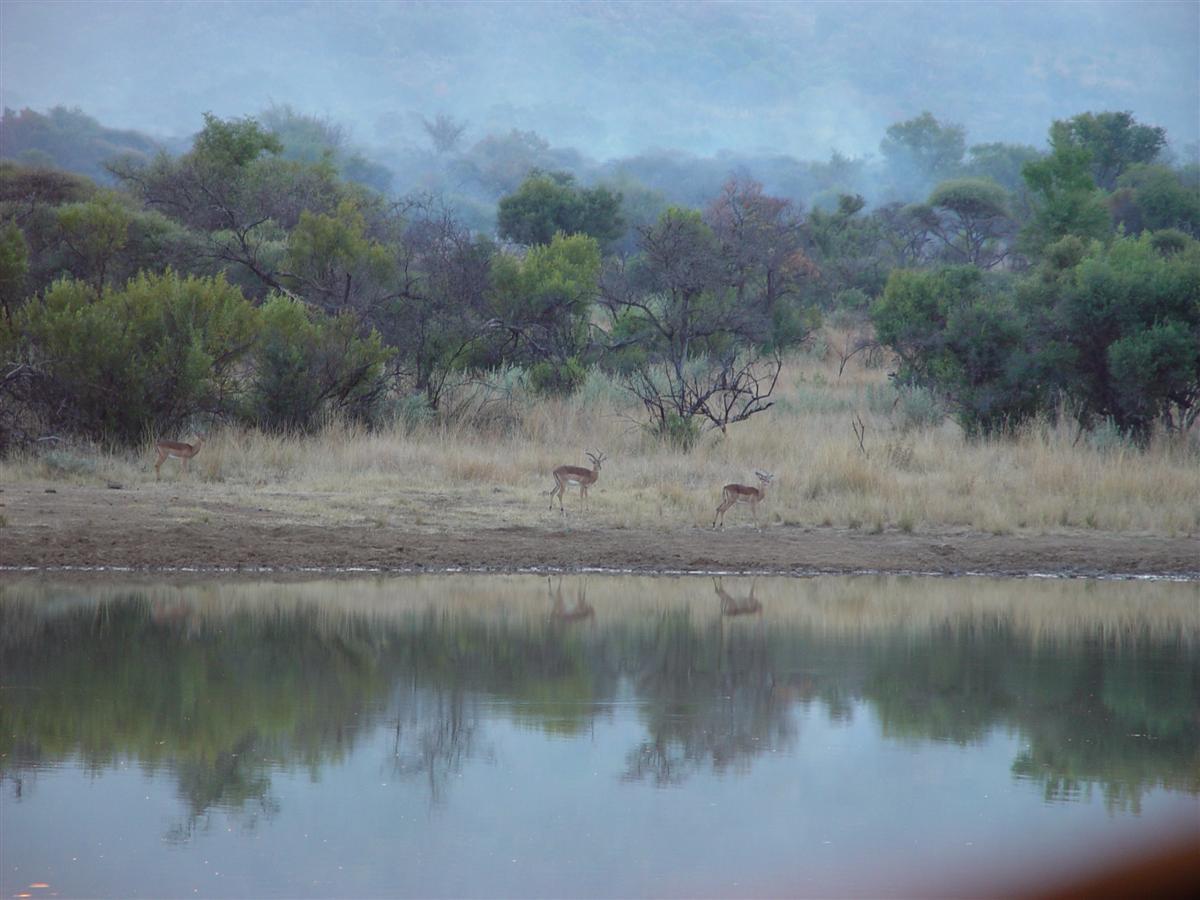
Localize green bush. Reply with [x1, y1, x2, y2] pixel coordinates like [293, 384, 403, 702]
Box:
[527, 357, 587, 397]
[250, 295, 391, 432]
[17, 270, 258, 444]
[656, 412, 701, 451]
[894, 385, 948, 431]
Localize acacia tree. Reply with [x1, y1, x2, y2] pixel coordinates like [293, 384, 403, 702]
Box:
[806, 194, 892, 303]
[926, 179, 1016, 269]
[280, 197, 404, 318]
[880, 112, 966, 191]
[421, 114, 467, 155]
[111, 113, 350, 298]
[705, 178, 818, 347]
[1020, 122, 1111, 257]
[496, 170, 623, 248]
[1058, 111, 1167, 192]
[485, 232, 601, 394]
[601, 207, 783, 446]
[380, 201, 495, 409]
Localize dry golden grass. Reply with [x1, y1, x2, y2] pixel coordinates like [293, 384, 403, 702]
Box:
[3, 329, 1198, 537]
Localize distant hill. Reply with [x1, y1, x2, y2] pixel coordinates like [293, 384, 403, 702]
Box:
[0, 106, 172, 184]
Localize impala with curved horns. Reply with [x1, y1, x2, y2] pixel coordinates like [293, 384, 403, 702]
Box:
[154, 434, 205, 481]
[549, 450, 606, 512]
[712, 470, 773, 529]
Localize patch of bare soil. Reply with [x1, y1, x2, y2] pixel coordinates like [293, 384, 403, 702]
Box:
[0, 481, 1196, 578]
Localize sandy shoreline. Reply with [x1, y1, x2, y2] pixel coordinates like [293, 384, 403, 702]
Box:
[1, 480, 1196, 579]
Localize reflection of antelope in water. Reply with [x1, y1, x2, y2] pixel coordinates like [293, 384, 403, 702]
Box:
[150, 598, 200, 637]
[713, 577, 762, 617]
[548, 577, 595, 623]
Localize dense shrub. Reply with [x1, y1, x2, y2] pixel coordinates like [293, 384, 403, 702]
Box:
[16, 271, 258, 443]
[250, 295, 391, 431]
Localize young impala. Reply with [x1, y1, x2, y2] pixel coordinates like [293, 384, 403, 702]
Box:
[154, 435, 205, 481]
[548, 450, 606, 513]
[712, 470, 773, 529]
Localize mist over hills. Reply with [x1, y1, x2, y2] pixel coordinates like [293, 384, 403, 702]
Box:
[3, 0, 1197, 164]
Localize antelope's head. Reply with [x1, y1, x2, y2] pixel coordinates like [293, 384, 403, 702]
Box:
[586, 451, 607, 470]
[755, 470, 774, 485]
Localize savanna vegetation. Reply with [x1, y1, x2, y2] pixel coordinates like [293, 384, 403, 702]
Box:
[1, 105, 1197, 538]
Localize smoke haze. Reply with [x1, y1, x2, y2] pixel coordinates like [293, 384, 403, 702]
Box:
[3, 0, 1197, 161]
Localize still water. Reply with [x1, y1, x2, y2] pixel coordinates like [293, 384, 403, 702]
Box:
[2, 574, 1197, 898]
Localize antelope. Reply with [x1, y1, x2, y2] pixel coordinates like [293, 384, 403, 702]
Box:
[713, 577, 762, 616]
[712, 470, 773, 529]
[154, 435, 205, 481]
[549, 450, 606, 512]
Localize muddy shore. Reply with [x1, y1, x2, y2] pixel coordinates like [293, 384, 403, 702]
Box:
[1, 481, 1196, 578]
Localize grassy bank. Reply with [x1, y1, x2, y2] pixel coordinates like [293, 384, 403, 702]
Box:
[4, 330, 1198, 537]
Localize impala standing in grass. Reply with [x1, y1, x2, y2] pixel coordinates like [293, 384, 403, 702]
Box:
[154, 435, 205, 481]
[549, 450, 605, 512]
[712, 470, 773, 529]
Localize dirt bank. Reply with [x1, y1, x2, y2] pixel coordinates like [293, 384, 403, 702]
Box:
[1, 480, 1196, 578]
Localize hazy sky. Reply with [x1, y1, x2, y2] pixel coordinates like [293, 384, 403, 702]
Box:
[2, 0, 1197, 158]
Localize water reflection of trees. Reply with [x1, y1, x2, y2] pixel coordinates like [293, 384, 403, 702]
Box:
[1, 576, 1196, 826]
[389, 686, 491, 803]
[862, 628, 1200, 811]
[623, 587, 796, 785]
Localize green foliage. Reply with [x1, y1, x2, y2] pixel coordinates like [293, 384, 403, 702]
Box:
[527, 357, 587, 397]
[1020, 232, 1200, 437]
[873, 266, 1042, 434]
[193, 112, 283, 172]
[656, 411, 701, 450]
[807, 195, 891, 302]
[17, 271, 259, 443]
[1107, 321, 1198, 435]
[1057, 111, 1167, 191]
[1112, 165, 1200, 237]
[0, 159, 97, 206]
[251, 295, 391, 431]
[259, 104, 392, 193]
[930, 177, 1008, 212]
[1021, 122, 1111, 256]
[876, 231, 1200, 438]
[497, 170, 623, 247]
[284, 198, 394, 313]
[927, 178, 1014, 268]
[963, 142, 1043, 194]
[110, 112, 355, 302]
[55, 190, 133, 289]
[483, 232, 600, 382]
[880, 111, 966, 186]
[872, 265, 981, 375]
[0, 218, 29, 317]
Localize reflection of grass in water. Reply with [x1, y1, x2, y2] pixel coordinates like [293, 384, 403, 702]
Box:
[4, 574, 1195, 646]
